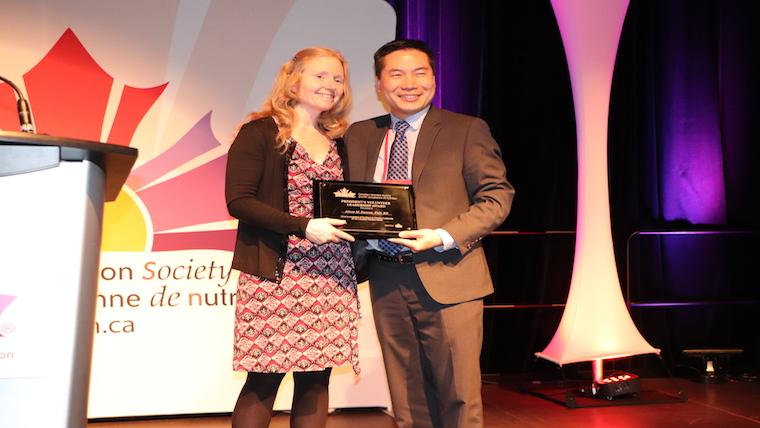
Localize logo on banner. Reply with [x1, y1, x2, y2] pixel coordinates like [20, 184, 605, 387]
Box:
[0, 29, 235, 254]
[333, 187, 356, 198]
[0, 294, 17, 337]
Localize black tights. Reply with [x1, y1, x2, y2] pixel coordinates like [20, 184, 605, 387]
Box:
[231, 368, 332, 428]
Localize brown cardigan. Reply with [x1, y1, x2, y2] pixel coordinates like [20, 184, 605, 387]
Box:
[225, 116, 348, 282]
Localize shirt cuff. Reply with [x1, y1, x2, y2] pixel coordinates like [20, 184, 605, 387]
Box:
[434, 228, 457, 252]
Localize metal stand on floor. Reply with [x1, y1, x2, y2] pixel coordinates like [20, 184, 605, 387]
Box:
[519, 360, 687, 409]
[521, 379, 687, 409]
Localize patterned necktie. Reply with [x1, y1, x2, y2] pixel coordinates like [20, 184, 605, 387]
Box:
[386, 120, 410, 180]
[378, 120, 411, 255]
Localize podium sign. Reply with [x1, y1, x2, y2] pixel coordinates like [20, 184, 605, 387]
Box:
[0, 131, 136, 428]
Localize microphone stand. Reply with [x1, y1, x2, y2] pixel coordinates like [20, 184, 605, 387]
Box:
[0, 74, 35, 133]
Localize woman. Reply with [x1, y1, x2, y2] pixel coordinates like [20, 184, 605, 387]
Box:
[225, 47, 359, 428]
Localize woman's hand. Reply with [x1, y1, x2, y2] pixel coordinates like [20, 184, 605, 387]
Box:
[305, 218, 355, 244]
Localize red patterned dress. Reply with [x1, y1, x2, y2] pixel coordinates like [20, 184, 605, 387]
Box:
[233, 140, 360, 374]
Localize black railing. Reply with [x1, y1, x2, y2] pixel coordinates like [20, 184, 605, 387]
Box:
[484, 230, 574, 310]
[625, 229, 760, 309]
[483, 229, 760, 310]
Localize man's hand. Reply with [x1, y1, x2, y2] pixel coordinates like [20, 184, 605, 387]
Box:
[387, 229, 442, 253]
[305, 218, 355, 244]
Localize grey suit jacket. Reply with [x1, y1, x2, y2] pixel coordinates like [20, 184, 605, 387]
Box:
[344, 107, 514, 304]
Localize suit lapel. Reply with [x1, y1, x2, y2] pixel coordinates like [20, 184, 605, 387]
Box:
[365, 115, 390, 182]
[412, 107, 442, 184]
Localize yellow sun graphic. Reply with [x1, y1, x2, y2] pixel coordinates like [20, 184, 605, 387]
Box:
[101, 187, 151, 252]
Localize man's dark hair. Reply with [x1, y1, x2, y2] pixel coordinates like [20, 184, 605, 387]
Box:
[373, 39, 436, 77]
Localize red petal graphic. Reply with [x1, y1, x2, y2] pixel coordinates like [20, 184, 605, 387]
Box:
[107, 83, 168, 146]
[152, 230, 236, 252]
[137, 155, 231, 232]
[23, 28, 113, 141]
[5, 27, 236, 252]
[127, 112, 221, 190]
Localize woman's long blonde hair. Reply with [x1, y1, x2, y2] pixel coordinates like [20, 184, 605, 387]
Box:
[247, 47, 352, 152]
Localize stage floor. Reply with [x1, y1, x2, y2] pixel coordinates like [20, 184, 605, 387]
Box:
[88, 377, 760, 427]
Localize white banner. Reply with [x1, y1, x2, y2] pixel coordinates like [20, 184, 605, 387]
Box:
[0, 0, 395, 418]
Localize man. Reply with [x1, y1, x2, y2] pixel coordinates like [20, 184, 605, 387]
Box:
[344, 39, 514, 428]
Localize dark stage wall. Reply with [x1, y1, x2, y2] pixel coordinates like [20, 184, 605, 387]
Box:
[388, 0, 760, 376]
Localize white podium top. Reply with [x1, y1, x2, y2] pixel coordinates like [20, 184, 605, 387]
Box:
[0, 131, 137, 201]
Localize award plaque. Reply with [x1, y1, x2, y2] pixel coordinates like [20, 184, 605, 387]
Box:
[313, 180, 417, 239]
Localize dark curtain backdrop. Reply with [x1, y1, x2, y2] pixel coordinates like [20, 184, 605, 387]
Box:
[386, 0, 760, 376]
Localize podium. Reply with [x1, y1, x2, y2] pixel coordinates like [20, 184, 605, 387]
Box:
[0, 131, 137, 428]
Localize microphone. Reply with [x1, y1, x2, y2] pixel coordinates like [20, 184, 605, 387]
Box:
[0, 75, 35, 133]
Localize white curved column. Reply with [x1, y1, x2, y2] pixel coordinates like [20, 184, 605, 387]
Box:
[536, 0, 659, 366]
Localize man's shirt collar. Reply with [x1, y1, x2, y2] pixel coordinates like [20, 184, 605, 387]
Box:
[390, 105, 431, 132]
